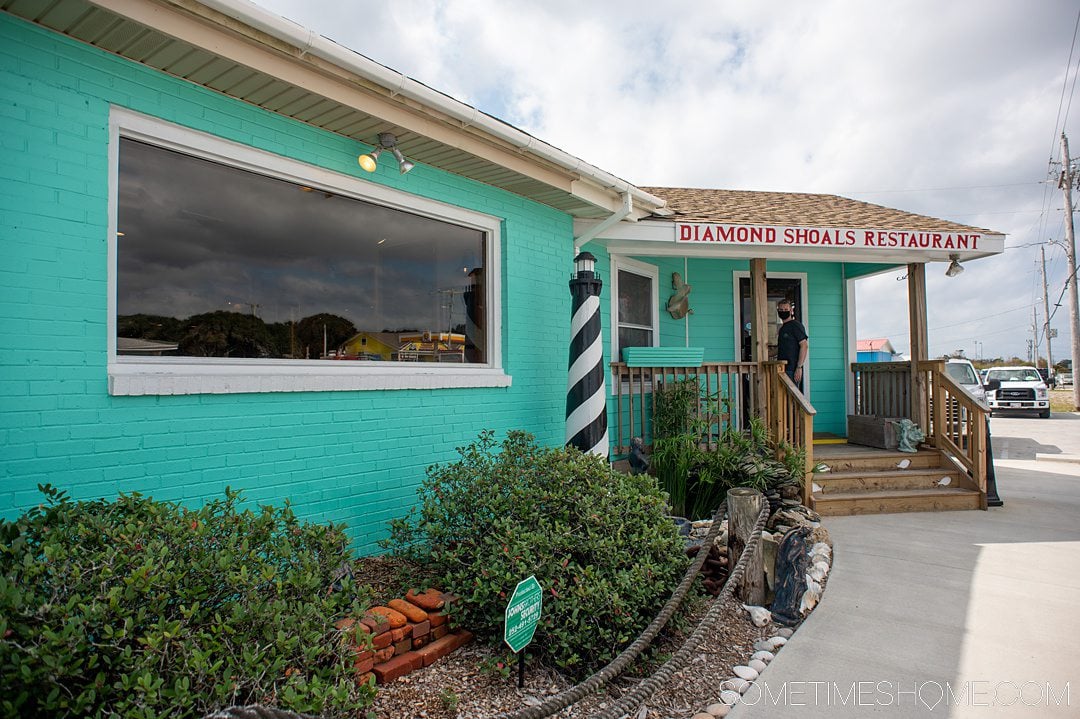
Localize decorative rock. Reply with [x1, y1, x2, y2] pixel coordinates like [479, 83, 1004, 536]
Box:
[722, 677, 750, 694]
[751, 650, 774, 663]
[742, 604, 772, 627]
[754, 636, 787, 652]
[777, 627, 794, 638]
[705, 703, 730, 717]
[771, 526, 812, 626]
[692, 713, 714, 719]
[811, 542, 832, 559]
[748, 658, 767, 673]
[720, 689, 742, 706]
[733, 665, 759, 681]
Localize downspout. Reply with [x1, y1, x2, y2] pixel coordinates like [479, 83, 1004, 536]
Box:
[573, 190, 634, 254]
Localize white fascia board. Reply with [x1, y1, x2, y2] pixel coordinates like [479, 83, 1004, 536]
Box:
[122, 0, 666, 216]
[574, 219, 1006, 264]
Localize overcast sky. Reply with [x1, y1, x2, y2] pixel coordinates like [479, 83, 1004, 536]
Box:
[251, 0, 1080, 363]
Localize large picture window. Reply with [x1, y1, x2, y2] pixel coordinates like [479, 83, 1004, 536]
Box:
[108, 110, 505, 394]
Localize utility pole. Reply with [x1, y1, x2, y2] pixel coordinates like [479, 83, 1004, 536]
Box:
[1032, 305, 1041, 370]
[1041, 245, 1055, 381]
[1059, 133, 1080, 411]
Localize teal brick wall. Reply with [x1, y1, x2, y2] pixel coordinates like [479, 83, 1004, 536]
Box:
[0, 15, 573, 552]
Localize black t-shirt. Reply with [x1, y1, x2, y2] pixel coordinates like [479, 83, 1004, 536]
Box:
[777, 320, 808, 373]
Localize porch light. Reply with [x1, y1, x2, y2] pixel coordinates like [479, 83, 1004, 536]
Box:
[945, 254, 964, 277]
[573, 251, 597, 279]
[358, 132, 414, 174]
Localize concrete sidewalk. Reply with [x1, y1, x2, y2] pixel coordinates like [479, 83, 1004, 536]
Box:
[729, 460, 1080, 717]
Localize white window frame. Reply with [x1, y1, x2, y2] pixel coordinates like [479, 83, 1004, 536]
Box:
[609, 255, 660, 362]
[107, 108, 509, 395]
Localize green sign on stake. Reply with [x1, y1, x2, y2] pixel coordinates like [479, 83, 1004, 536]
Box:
[504, 575, 543, 687]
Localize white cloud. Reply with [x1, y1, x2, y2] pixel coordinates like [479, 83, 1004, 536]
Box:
[253, 0, 1079, 362]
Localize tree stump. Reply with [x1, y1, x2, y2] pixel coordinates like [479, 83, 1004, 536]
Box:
[727, 487, 765, 605]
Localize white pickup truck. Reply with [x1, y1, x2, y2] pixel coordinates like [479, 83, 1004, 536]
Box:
[985, 366, 1050, 418]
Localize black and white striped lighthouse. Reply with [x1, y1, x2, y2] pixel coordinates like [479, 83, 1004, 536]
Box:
[566, 251, 608, 457]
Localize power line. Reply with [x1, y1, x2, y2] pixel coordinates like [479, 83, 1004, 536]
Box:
[841, 181, 1045, 195]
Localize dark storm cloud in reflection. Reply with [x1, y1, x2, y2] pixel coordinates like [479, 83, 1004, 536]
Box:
[117, 138, 483, 331]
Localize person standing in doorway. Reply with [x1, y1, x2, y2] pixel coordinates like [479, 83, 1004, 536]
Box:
[776, 298, 808, 392]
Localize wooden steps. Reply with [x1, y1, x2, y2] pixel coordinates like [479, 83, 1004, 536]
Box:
[812, 446, 983, 516]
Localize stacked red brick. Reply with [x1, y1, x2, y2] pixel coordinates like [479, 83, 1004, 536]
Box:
[336, 588, 474, 685]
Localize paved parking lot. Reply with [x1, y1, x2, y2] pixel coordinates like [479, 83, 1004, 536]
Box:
[989, 410, 1080, 460]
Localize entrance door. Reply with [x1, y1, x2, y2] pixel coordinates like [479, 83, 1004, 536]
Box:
[738, 276, 804, 363]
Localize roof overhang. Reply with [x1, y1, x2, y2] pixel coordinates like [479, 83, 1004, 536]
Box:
[575, 218, 1006, 264]
[2, 0, 666, 220]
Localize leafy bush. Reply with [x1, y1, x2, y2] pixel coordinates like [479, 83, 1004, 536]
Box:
[384, 431, 688, 678]
[0, 486, 375, 718]
[652, 381, 804, 519]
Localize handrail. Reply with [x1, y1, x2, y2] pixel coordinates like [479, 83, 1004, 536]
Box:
[917, 360, 989, 507]
[762, 362, 816, 507]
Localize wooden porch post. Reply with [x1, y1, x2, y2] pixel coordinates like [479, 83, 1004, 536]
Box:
[750, 258, 768, 419]
[908, 263, 929, 429]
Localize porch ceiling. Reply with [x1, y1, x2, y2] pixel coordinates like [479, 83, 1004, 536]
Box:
[2, 0, 663, 219]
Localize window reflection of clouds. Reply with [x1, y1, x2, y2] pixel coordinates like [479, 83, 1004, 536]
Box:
[117, 139, 483, 340]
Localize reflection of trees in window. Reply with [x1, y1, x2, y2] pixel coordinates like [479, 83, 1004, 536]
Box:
[178, 311, 279, 358]
[116, 138, 486, 363]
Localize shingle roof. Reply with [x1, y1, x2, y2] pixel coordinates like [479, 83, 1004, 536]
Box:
[639, 187, 999, 235]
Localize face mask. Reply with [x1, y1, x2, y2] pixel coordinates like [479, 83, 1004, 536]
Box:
[778, 310, 791, 320]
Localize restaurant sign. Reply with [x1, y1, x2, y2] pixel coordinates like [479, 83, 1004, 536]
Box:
[676, 223, 994, 252]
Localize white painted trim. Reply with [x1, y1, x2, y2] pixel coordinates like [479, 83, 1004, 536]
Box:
[732, 270, 811, 396]
[845, 273, 858, 417]
[608, 255, 660, 362]
[573, 219, 1005, 263]
[107, 108, 508, 395]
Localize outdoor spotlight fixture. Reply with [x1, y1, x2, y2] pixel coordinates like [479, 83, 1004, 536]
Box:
[945, 253, 964, 277]
[358, 132, 414, 174]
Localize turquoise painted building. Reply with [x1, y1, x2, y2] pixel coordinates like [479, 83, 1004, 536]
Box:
[0, 2, 1006, 550]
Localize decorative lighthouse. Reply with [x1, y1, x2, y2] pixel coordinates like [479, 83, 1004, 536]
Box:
[566, 251, 608, 457]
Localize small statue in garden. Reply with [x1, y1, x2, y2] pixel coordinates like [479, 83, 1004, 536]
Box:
[771, 526, 812, 626]
[628, 436, 650, 475]
[666, 272, 693, 320]
[894, 419, 925, 453]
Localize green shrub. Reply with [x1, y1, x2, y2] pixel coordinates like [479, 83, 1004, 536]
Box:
[0, 486, 375, 718]
[384, 430, 688, 678]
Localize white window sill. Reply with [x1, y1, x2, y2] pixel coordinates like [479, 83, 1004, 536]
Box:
[108, 360, 512, 396]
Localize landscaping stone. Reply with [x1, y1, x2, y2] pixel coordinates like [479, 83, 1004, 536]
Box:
[706, 702, 730, 717]
[406, 588, 446, 611]
[410, 619, 431, 638]
[389, 597, 429, 623]
[369, 605, 407, 629]
[371, 631, 393, 650]
[360, 613, 390, 635]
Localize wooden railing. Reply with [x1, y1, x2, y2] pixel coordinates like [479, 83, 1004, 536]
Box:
[609, 362, 758, 454]
[852, 361, 912, 419]
[918, 359, 989, 506]
[850, 359, 990, 507]
[762, 361, 817, 506]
